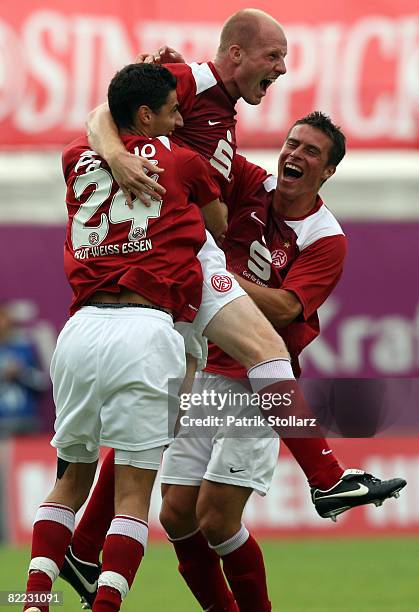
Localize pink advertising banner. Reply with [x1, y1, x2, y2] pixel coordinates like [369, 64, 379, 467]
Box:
[3, 435, 419, 544]
[0, 0, 418, 149]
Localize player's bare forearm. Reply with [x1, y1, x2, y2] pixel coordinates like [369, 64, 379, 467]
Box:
[86, 103, 165, 206]
[233, 275, 302, 328]
[86, 103, 124, 161]
[201, 200, 228, 240]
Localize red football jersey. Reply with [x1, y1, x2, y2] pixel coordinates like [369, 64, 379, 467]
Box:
[166, 62, 237, 198]
[62, 135, 220, 318]
[206, 155, 348, 378]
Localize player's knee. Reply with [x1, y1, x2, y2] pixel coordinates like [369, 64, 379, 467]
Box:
[159, 496, 193, 535]
[197, 505, 227, 546]
[252, 323, 289, 361]
[236, 321, 289, 368]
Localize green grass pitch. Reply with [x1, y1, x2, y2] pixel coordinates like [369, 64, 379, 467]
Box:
[1, 538, 418, 611]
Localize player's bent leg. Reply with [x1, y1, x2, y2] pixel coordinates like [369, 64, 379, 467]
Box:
[197, 481, 271, 612]
[161, 441, 238, 612]
[161, 484, 238, 612]
[94, 447, 161, 612]
[197, 481, 251, 545]
[204, 295, 289, 369]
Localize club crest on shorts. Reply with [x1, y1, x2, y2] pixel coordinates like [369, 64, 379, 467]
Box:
[271, 249, 287, 268]
[211, 274, 233, 292]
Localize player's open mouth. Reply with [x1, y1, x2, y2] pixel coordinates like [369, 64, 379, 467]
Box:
[283, 162, 304, 180]
[260, 77, 276, 94]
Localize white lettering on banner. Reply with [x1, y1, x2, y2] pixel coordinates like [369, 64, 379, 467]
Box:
[340, 17, 395, 138]
[15, 11, 68, 132]
[66, 17, 133, 128]
[235, 17, 419, 141]
[1, 12, 418, 144]
[300, 300, 419, 375]
[0, 21, 25, 121]
[395, 17, 419, 138]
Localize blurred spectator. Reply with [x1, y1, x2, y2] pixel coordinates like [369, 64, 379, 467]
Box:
[0, 302, 49, 437]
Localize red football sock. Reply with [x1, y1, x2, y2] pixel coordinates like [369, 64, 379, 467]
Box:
[213, 528, 271, 612]
[170, 530, 238, 611]
[247, 360, 344, 489]
[72, 449, 115, 564]
[25, 503, 75, 611]
[282, 437, 343, 489]
[93, 515, 147, 612]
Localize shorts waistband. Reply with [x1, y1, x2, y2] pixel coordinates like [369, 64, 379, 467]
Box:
[78, 304, 173, 324]
[85, 302, 172, 317]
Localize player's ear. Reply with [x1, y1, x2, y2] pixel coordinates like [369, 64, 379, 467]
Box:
[229, 44, 242, 64]
[322, 165, 335, 183]
[138, 105, 152, 125]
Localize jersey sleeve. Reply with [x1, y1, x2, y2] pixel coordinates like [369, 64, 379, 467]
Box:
[176, 148, 221, 207]
[164, 63, 197, 115]
[228, 154, 270, 217]
[281, 235, 347, 320]
[61, 143, 76, 182]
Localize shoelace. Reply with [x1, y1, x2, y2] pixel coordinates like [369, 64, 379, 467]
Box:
[357, 473, 381, 485]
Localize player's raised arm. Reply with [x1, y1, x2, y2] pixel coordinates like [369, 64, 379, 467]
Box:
[234, 276, 303, 328]
[201, 200, 228, 241]
[86, 102, 166, 207]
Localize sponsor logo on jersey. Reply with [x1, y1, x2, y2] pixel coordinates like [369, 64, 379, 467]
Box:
[211, 274, 233, 293]
[271, 249, 287, 268]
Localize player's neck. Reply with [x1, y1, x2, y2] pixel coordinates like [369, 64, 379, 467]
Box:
[213, 57, 241, 100]
[273, 191, 318, 219]
[120, 127, 151, 138]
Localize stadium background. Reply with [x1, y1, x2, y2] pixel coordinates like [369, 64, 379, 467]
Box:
[0, 0, 418, 609]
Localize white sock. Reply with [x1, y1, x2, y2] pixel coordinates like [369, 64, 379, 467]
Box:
[247, 358, 295, 394]
[209, 524, 249, 557]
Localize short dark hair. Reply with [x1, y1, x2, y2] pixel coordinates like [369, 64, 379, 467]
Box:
[108, 63, 177, 130]
[290, 111, 346, 166]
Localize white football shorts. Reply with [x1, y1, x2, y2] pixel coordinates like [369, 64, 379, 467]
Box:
[51, 306, 186, 460]
[161, 371, 279, 495]
[175, 231, 246, 370]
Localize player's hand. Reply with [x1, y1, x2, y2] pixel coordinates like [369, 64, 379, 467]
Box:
[135, 46, 186, 65]
[108, 150, 166, 208]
